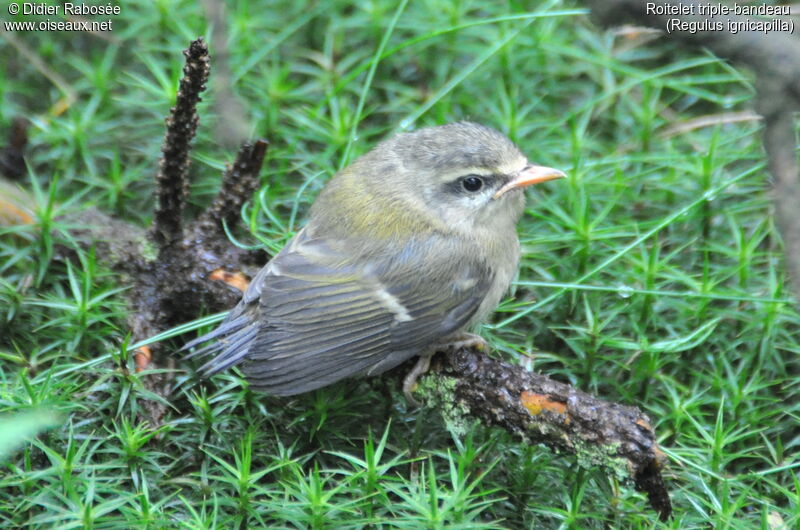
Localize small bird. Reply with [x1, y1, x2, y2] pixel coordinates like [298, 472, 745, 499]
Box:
[183, 122, 565, 404]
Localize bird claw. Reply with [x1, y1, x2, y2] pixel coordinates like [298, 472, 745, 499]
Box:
[403, 353, 432, 407]
[403, 333, 490, 406]
[435, 332, 489, 353]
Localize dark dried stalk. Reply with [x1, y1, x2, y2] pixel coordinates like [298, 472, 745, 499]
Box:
[151, 38, 210, 250]
[195, 139, 269, 235]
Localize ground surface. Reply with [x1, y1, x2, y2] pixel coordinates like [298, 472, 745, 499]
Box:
[1, 1, 798, 527]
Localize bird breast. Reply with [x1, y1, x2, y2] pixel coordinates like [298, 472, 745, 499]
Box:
[468, 226, 521, 327]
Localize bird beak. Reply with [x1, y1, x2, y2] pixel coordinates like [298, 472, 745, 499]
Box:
[493, 165, 567, 199]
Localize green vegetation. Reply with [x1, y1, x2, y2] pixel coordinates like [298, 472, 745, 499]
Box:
[1, 0, 797, 527]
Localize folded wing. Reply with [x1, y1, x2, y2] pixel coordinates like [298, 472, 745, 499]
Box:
[183, 227, 491, 395]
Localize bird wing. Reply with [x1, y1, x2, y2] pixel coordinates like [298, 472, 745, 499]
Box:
[184, 226, 492, 396]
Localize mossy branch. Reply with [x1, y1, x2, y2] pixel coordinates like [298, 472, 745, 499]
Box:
[419, 348, 672, 521]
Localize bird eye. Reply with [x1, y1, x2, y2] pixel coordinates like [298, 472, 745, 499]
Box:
[460, 176, 484, 192]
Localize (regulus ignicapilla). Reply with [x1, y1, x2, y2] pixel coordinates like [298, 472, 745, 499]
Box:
[183, 122, 565, 404]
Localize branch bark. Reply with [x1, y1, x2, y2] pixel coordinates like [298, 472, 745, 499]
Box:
[420, 348, 671, 520]
[0, 117, 29, 181]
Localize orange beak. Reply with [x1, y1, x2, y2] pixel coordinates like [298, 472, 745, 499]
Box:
[493, 164, 566, 199]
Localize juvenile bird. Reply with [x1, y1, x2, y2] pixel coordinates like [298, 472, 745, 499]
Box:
[183, 122, 565, 404]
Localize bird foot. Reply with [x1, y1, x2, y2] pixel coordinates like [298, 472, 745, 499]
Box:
[403, 333, 490, 406]
[403, 353, 432, 407]
[435, 332, 488, 353]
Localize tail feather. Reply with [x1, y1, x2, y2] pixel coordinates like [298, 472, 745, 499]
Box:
[181, 314, 257, 375]
[180, 315, 252, 354]
[197, 324, 258, 375]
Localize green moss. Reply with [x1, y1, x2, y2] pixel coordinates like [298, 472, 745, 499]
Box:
[137, 237, 159, 263]
[417, 374, 474, 438]
[571, 439, 630, 483]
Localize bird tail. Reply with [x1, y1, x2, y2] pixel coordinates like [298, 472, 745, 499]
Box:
[180, 315, 257, 375]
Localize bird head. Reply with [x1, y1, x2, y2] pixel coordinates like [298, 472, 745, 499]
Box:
[312, 121, 565, 240]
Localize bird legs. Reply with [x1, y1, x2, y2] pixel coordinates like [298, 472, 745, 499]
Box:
[403, 332, 489, 406]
